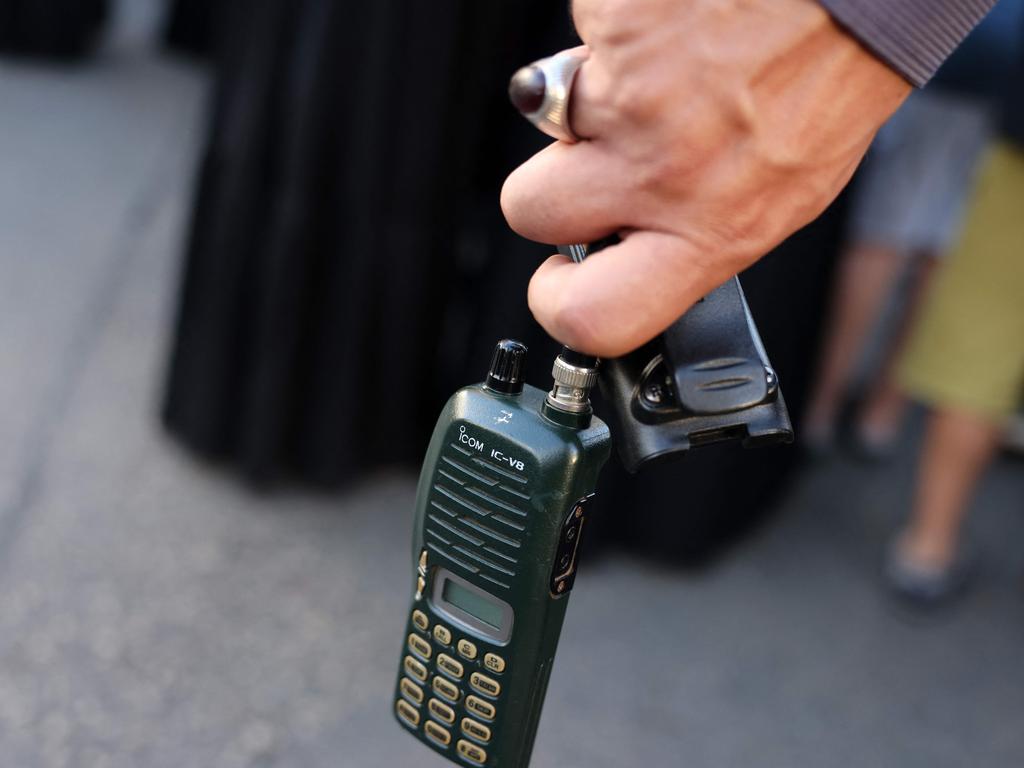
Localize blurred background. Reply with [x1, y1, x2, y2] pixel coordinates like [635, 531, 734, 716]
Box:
[0, 0, 1022, 766]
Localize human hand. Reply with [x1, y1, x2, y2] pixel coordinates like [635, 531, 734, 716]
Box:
[501, 0, 910, 356]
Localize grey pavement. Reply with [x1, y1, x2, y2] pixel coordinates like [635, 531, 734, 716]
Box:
[0, 13, 1023, 768]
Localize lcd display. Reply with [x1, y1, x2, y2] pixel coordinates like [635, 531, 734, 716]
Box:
[442, 578, 505, 631]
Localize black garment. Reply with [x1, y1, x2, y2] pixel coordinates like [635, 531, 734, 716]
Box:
[164, 0, 224, 57]
[164, 0, 570, 484]
[164, 0, 843, 563]
[0, 0, 107, 58]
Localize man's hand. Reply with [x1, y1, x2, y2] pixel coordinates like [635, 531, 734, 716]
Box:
[501, 0, 910, 356]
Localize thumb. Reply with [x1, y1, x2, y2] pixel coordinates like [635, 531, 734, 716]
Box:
[527, 231, 740, 357]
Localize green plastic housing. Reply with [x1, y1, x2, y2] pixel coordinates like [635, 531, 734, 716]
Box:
[393, 381, 611, 767]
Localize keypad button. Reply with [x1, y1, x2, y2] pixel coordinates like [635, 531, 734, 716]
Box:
[437, 653, 464, 680]
[408, 633, 432, 660]
[483, 653, 506, 674]
[432, 675, 461, 703]
[470, 672, 501, 698]
[461, 717, 492, 744]
[411, 609, 429, 632]
[404, 655, 428, 683]
[433, 625, 452, 645]
[396, 699, 420, 728]
[457, 739, 488, 765]
[399, 677, 424, 705]
[457, 639, 478, 660]
[465, 695, 496, 722]
[428, 698, 456, 725]
[425, 720, 452, 747]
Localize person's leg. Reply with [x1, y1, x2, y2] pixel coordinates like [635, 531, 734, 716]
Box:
[896, 407, 1000, 569]
[804, 241, 904, 441]
[891, 143, 1024, 603]
[856, 252, 938, 451]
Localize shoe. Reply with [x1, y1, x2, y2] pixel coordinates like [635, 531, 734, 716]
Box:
[884, 538, 975, 609]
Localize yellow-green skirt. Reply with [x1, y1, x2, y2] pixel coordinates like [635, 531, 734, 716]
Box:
[899, 142, 1024, 423]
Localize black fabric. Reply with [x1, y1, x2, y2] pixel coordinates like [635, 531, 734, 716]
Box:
[0, 0, 107, 59]
[164, 0, 844, 563]
[164, 0, 225, 57]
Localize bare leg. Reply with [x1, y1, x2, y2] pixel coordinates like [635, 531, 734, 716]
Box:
[804, 242, 904, 439]
[858, 253, 939, 447]
[898, 407, 1000, 569]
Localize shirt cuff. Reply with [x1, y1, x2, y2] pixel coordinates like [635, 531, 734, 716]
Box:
[819, 0, 997, 86]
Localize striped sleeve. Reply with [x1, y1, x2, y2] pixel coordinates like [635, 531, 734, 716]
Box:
[819, 0, 998, 86]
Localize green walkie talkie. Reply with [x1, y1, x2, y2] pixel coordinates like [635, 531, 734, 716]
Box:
[393, 340, 611, 767]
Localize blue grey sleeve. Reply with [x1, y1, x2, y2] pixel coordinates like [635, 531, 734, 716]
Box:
[819, 0, 998, 86]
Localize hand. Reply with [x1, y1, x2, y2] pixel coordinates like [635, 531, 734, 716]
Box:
[501, 0, 910, 356]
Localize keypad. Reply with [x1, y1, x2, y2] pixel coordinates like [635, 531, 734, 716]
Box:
[457, 739, 487, 765]
[425, 720, 452, 747]
[437, 653, 464, 680]
[432, 675, 461, 704]
[469, 672, 501, 698]
[461, 717, 492, 743]
[428, 698, 456, 725]
[433, 625, 453, 645]
[399, 607, 513, 763]
[457, 639, 478, 660]
[408, 633, 432, 660]
[396, 699, 420, 728]
[465, 695, 495, 722]
[400, 677, 424, 705]
[404, 655, 428, 683]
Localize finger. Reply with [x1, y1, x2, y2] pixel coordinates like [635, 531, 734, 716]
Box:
[568, 52, 616, 141]
[527, 230, 740, 357]
[501, 139, 630, 245]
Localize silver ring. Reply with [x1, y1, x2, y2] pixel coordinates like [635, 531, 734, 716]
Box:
[509, 48, 589, 143]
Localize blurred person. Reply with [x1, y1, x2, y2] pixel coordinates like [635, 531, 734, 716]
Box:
[803, 3, 1021, 456]
[802, 89, 991, 456]
[884, 5, 1024, 604]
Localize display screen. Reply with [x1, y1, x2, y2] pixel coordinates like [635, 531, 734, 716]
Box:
[442, 579, 505, 631]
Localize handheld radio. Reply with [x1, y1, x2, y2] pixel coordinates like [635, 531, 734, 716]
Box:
[393, 253, 792, 768]
[393, 341, 610, 767]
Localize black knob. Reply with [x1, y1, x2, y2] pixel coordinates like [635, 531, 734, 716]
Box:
[485, 340, 528, 395]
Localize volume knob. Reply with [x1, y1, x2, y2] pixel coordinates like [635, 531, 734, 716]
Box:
[485, 340, 528, 395]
